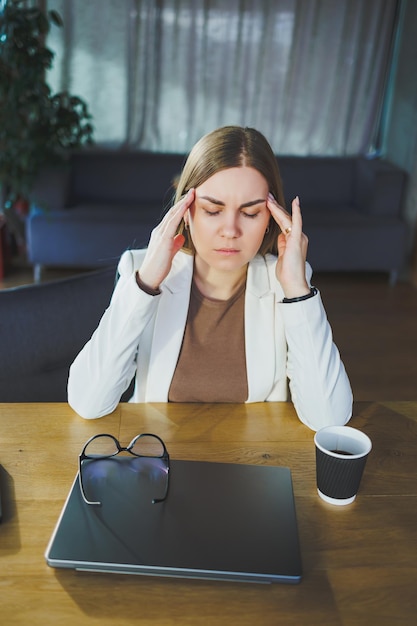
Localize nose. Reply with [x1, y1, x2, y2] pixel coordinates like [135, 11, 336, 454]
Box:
[220, 212, 241, 238]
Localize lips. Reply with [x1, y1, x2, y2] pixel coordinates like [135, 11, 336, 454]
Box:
[214, 248, 240, 254]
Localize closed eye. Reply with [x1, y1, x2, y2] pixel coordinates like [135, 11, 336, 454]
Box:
[241, 211, 260, 219]
[203, 208, 221, 216]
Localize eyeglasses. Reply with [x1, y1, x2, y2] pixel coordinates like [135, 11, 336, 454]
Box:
[78, 433, 170, 506]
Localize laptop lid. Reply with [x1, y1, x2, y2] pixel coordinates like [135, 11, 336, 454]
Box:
[45, 458, 302, 584]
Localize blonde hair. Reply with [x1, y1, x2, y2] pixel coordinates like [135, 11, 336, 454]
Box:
[174, 126, 285, 256]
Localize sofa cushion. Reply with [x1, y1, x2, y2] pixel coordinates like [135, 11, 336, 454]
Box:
[355, 159, 407, 217]
[279, 157, 356, 209]
[29, 163, 70, 210]
[303, 208, 406, 272]
[27, 208, 158, 267]
[68, 150, 186, 206]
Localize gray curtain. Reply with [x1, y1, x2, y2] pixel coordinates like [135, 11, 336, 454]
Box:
[47, 0, 398, 155]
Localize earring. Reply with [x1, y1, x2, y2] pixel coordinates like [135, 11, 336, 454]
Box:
[265, 226, 270, 234]
[184, 221, 189, 230]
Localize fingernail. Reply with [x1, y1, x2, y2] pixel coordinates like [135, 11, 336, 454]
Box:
[268, 192, 275, 200]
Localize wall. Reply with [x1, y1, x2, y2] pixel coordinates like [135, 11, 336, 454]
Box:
[385, 0, 417, 274]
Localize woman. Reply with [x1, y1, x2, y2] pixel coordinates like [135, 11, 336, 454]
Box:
[68, 126, 352, 429]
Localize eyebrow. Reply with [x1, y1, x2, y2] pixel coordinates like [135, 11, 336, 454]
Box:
[199, 195, 266, 209]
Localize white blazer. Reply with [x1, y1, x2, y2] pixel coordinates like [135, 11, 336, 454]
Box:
[68, 250, 353, 430]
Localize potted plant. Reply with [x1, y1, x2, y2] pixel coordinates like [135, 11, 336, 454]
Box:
[0, 0, 94, 252]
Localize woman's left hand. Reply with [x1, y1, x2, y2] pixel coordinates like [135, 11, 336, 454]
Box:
[266, 194, 310, 299]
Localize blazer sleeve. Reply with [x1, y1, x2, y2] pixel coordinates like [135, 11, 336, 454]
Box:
[278, 290, 353, 431]
[67, 250, 158, 419]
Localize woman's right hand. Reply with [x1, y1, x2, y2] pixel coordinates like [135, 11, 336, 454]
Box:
[137, 188, 195, 290]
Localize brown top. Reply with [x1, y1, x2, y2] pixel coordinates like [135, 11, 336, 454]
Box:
[168, 280, 248, 402]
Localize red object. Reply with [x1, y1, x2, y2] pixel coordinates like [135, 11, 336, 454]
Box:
[13, 197, 30, 217]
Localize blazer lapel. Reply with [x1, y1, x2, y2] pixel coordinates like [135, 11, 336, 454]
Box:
[245, 256, 276, 401]
[146, 252, 193, 400]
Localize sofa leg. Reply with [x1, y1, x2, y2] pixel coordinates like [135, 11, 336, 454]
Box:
[34, 264, 43, 283]
[389, 270, 398, 286]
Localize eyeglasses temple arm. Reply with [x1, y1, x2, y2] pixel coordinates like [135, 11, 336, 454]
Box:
[78, 456, 102, 506]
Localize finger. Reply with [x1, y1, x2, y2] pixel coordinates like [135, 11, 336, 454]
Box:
[169, 188, 195, 219]
[289, 196, 303, 236]
[172, 233, 185, 254]
[266, 193, 291, 218]
[266, 193, 292, 233]
[277, 232, 287, 257]
[159, 188, 195, 234]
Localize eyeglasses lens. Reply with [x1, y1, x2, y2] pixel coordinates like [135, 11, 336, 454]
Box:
[131, 435, 165, 458]
[84, 434, 119, 458]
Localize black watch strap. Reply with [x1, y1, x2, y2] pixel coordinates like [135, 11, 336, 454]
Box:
[282, 286, 318, 303]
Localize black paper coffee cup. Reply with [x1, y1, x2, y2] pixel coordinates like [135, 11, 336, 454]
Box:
[314, 426, 372, 505]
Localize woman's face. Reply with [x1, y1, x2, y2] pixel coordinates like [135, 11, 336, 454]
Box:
[187, 166, 270, 273]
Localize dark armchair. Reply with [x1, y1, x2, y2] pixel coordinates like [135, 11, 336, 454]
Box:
[0, 267, 123, 402]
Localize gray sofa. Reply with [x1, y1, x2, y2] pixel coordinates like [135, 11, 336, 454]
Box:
[26, 149, 407, 282]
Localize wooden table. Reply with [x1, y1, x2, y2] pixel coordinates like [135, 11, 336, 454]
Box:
[0, 401, 416, 625]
